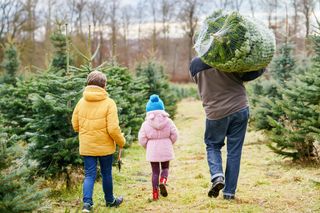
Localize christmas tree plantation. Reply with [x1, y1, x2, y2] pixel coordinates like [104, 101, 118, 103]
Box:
[0, 25, 180, 189]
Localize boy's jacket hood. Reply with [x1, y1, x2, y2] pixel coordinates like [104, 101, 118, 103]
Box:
[83, 86, 107, 102]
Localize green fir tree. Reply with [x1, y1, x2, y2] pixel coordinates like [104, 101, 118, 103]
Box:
[27, 70, 86, 189]
[270, 44, 296, 83]
[267, 32, 320, 162]
[25, 26, 83, 189]
[0, 130, 48, 212]
[249, 43, 296, 130]
[136, 60, 178, 118]
[1, 43, 20, 85]
[0, 78, 36, 145]
[49, 24, 72, 72]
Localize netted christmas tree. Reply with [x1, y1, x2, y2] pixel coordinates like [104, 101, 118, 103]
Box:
[136, 60, 178, 118]
[267, 30, 320, 162]
[194, 10, 275, 72]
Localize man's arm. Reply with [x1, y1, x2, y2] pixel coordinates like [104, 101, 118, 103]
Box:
[238, 68, 267, 82]
[71, 102, 80, 132]
[189, 57, 212, 83]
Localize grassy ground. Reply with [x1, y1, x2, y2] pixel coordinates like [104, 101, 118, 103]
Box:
[52, 99, 320, 213]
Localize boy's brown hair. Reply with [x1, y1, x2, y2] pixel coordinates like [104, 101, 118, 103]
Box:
[87, 70, 107, 88]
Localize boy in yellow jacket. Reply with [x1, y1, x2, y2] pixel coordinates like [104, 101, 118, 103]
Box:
[72, 70, 126, 212]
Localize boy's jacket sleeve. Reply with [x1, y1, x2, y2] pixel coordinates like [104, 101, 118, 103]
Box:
[71, 102, 80, 132]
[107, 100, 126, 148]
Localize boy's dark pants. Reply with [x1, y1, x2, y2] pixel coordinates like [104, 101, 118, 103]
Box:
[83, 155, 114, 205]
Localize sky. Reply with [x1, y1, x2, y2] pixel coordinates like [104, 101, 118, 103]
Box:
[35, 0, 320, 40]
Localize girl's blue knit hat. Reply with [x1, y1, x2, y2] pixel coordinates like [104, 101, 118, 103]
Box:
[146, 94, 165, 112]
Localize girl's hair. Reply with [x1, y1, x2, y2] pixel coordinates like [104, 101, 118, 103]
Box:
[87, 70, 107, 88]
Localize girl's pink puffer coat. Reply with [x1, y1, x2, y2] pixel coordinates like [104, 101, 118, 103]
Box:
[138, 110, 178, 162]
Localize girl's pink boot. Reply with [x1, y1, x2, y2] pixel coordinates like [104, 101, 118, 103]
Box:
[153, 188, 159, 201]
[159, 177, 168, 197]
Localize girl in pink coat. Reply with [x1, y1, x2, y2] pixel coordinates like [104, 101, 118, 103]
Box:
[138, 94, 178, 201]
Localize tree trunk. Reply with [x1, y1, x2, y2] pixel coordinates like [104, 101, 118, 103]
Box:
[99, 30, 103, 65]
[292, 0, 298, 36]
[112, 24, 116, 58]
[65, 170, 71, 190]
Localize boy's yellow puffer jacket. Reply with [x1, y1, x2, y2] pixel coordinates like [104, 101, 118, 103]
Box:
[72, 86, 126, 156]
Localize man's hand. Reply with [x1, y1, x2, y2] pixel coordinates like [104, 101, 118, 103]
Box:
[237, 68, 267, 82]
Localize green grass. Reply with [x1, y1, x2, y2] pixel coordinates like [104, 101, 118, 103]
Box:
[52, 99, 320, 212]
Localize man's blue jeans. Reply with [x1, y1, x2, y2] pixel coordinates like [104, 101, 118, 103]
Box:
[204, 107, 249, 196]
[83, 155, 114, 205]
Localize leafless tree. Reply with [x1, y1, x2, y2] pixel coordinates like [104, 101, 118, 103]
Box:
[65, 0, 76, 32]
[87, 0, 107, 64]
[121, 5, 132, 45]
[69, 0, 87, 34]
[160, 0, 175, 40]
[108, 0, 120, 58]
[88, 0, 100, 33]
[213, 0, 230, 9]
[44, 0, 56, 36]
[299, 0, 315, 37]
[135, 0, 145, 56]
[291, 0, 300, 37]
[232, 0, 245, 11]
[248, 0, 255, 17]
[261, 0, 277, 29]
[18, 0, 39, 67]
[149, 0, 159, 53]
[0, 0, 26, 41]
[178, 0, 204, 62]
[22, 0, 38, 41]
[160, 0, 175, 56]
[121, 5, 133, 65]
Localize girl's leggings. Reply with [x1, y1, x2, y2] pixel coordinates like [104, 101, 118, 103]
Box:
[150, 161, 169, 189]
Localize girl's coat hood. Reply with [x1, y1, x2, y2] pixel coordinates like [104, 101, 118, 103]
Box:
[145, 110, 170, 130]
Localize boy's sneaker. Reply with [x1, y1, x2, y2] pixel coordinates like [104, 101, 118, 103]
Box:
[159, 177, 168, 197]
[223, 194, 235, 200]
[106, 196, 123, 208]
[208, 176, 225, 198]
[82, 203, 92, 212]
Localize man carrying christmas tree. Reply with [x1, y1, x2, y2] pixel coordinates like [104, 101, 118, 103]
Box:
[189, 57, 265, 200]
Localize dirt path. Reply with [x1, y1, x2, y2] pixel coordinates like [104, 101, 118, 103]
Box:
[55, 99, 320, 213]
